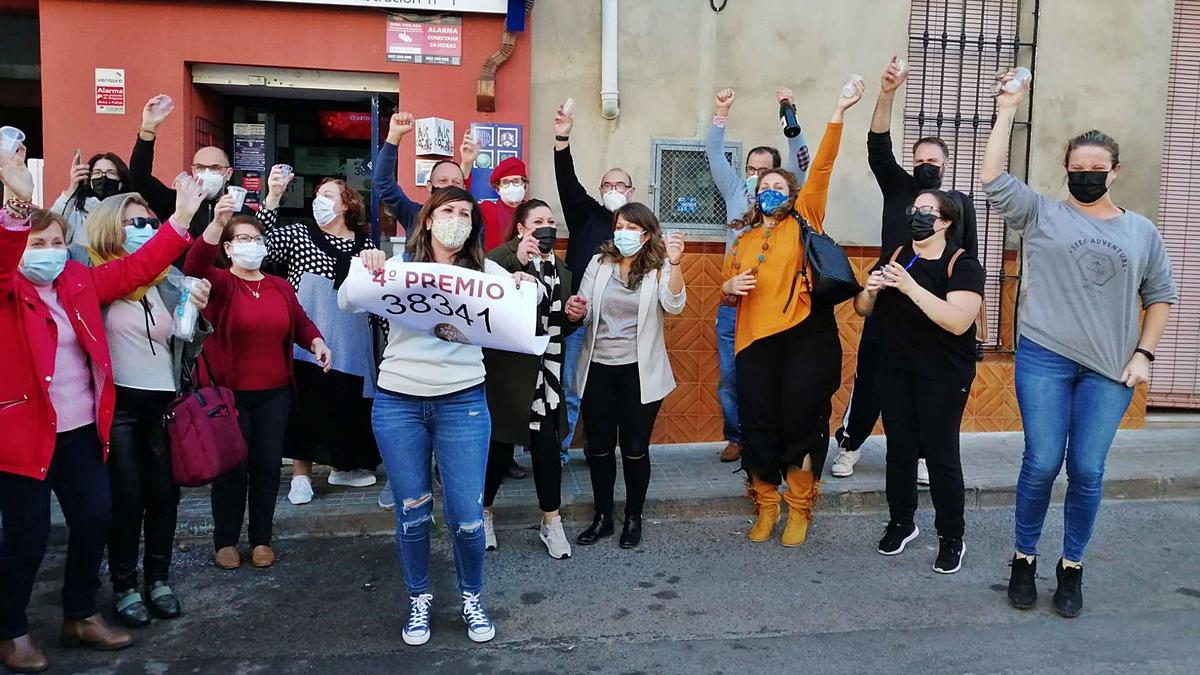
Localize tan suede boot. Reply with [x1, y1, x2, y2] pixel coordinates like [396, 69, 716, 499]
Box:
[747, 477, 782, 542]
[781, 468, 820, 547]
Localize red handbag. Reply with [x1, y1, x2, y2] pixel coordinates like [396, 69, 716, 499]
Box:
[164, 355, 248, 487]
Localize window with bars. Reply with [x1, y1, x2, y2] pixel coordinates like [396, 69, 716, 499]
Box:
[194, 116, 221, 154]
[650, 139, 741, 237]
[1149, 0, 1200, 409]
[903, 0, 1036, 350]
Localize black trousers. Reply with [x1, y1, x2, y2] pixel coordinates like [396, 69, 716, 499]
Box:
[841, 314, 882, 451]
[483, 414, 562, 513]
[107, 386, 180, 592]
[0, 425, 110, 639]
[580, 363, 662, 519]
[876, 366, 969, 538]
[211, 387, 291, 550]
[736, 309, 842, 485]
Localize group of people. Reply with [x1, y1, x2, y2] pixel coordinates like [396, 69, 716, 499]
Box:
[0, 53, 1178, 670]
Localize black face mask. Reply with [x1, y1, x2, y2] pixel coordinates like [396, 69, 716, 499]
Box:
[90, 176, 121, 200]
[533, 226, 557, 255]
[908, 211, 940, 242]
[913, 163, 943, 190]
[1067, 171, 1110, 204]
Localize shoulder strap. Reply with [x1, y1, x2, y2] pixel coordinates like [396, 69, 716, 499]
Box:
[947, 248, 965, 277]
[889, 246, 904, 265]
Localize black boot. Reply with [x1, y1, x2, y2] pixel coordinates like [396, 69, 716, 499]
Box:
[1007, 555, 1038, 610]
[113, 590, 151, 628]
[576, 513, 613, 545]
[619, 516, 642, 549]
[1053, 560, 1084, 618]
[145, 582, 182, 620]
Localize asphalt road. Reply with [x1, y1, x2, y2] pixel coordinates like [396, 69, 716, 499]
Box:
[18, 499, 1200, 674]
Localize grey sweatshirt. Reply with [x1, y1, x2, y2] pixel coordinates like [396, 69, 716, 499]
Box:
[983, 172, 1178, 382]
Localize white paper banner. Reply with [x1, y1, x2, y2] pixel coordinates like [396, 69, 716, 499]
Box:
[342, 260, 549, 355]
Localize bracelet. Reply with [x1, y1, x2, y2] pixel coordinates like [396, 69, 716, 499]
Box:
[669, 260, 681, 266]
[720, 292, 740, 307]
[1135, 348, 1155, 362]
[554, 135, 570, 142]
[4, 198, 33, 219]
[139, 127, 157, 137]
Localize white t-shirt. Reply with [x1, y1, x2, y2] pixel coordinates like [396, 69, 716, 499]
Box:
[105, 286, 175, 391]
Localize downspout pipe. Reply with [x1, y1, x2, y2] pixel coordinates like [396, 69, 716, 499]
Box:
[600, 0, 619, 119]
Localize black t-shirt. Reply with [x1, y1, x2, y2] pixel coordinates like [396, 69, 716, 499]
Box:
[873, 244, 985, 387]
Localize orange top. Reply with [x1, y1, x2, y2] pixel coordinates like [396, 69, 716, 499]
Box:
[723, 122, 843, 354]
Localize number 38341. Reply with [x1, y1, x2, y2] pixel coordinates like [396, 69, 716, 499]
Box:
[380, 292, 493, 333]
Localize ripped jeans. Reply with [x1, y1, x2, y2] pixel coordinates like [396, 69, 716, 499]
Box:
[372, 385, 490, 596]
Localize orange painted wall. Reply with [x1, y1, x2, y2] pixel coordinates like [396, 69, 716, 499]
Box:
[37, 0, 530, 202]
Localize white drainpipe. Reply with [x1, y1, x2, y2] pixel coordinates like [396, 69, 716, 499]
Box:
[600, 0, 620, 119]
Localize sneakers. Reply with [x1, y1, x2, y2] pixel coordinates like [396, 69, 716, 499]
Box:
[328, 469, 377, 488]
[1053, 560, 1084, 618]
[484, 510, 497, 551]
[540, 515, 572, 559]
[933, 537, 965, 574]
[830, 449, 861, 478]
[1007, 554, 1038, 609]
[377, 481, 395, 510]
[460, 592, 496, 643]
[288, 475, 314, 505]
[403, 593, 433, 646]
[917, 459, 930, 486]
[877, 521, 919, 555]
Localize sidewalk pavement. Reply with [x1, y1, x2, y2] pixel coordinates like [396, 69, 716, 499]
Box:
[51, 428, 1199, 541]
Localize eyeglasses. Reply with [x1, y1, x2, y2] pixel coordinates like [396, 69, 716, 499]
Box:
[124, 217, 161, 230]
[231, 234, 265, 245]
[906, 206, 942, 217]
[191, 164, 229, 173]
[601, 181, 630, 193]
[743, 167, 768, 176]
[497, 177, 526, 188]
[91, 169, 121, 180]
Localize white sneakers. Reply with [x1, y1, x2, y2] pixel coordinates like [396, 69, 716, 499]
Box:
[484, 511, 497, 551]
[287, 475, 314, 505]
[329, 469, 377, 488]
[830, 449, 862, 477]
[917, 458, 930, 486]
[540, 515, 572, 560]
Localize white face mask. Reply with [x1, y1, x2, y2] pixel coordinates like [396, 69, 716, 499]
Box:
[312, 195, 339, 227]
[196, 170, 227, 199]
[229, 241, 268, 270]
[601, 189, 628, 212]
[431, 217, 473, 251]
[497, 183, 526, 206]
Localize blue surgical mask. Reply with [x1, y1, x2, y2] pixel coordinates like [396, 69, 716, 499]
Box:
[122, 224, 156, 253]
[20, 248, 69, 285]
[757, 189, 788, 214]
[612, 230, 644, 258]
[745, 174, 759, 195]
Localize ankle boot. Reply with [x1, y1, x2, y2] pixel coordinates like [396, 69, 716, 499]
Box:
[619, 515, 642, 549]
[1, 634, 48, 673]
[576, 513, 614, 545]
[747, 477, 782, 542]
[781, 467, 820, 547]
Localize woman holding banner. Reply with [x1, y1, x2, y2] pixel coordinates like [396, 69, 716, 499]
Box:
[566, 202, 687, 550]
[356, 186, 534, 647]
[482, 199, 576, 560]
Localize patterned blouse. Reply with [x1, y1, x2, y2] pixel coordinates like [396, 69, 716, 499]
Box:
[530, 255, 565, 431]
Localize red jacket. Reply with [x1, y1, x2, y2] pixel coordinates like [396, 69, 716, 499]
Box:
[0, 219, 192, 480]
[480, 199, 519, 253]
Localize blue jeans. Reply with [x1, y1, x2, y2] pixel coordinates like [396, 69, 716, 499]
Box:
[372, 385, 490, 596]
[561, 327, 586, 452]
[717, 304, 741, 443]
[1013, 337, 1133, 562]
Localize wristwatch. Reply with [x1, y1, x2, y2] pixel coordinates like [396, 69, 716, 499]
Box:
[1135, 348, 1155, 362]
[554, 135, 570, 142]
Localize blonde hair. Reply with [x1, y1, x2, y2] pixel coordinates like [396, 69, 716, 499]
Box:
[84, 192, 152, 257]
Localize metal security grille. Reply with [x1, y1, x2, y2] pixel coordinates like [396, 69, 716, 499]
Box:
[194, 116, 220, 154]
[903, 0, 1037, 349]
[1150, 0, 1200, 409]
[650, 139, 741, 237]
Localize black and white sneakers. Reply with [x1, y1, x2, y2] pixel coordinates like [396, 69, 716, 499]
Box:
[932, 537, 965, 574]
[877, 522, 920, 556]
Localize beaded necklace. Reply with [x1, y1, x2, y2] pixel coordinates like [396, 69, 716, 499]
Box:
[729, 218, 779, 275]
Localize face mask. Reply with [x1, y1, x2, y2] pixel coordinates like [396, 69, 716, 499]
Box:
[195, 170, 226, 199]
[1067, 171, 1110, 204]
[312, 195, 339, 227]
[90, 176, 121, 200]
[601, 189, 628, 212]
[612, 230, 644, 258]
[533, 226, 557, 255]
[498, 184, 526, 206]
[229, 241, 268, 270]
[431, 217, 473, 251]
[757, 189, 788, 214]
[122, 224, 156, 253]
[913, 163, 943, 190]
[908, 211, 941, 242]
[20, 248, 69, 285]
[745, 174, 759, 195]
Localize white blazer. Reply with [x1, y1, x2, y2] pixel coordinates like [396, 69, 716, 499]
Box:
[574, 254, 687, 404]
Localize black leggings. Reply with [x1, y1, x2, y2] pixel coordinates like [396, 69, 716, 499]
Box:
[736, 309, 841, 485]
[877, 366, 969, 538]
[211, 387, 291, 550]
[108, 386, 180, 592]
[484, 414, 562, 513]
[841, 314, 882, 451]
[580, 363, 662, 519]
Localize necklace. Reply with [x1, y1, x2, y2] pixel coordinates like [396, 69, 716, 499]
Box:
[729, 220, 778, 275]
[240, 279, 263, 299]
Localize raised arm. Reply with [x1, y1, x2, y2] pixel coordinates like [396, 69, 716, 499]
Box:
[373, 113, 423, 236]
[981, 73, 1040, 231]
[0, 150, 34, 287]
[129, 95, 177, 219]
[795, 83, 863, 227]
[867, 58, 912, 190]
[184, 192, 235, 280]
[776, 87, 812, 186]
[552, 105, 602, 232]
[706, 89, 745, 209]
